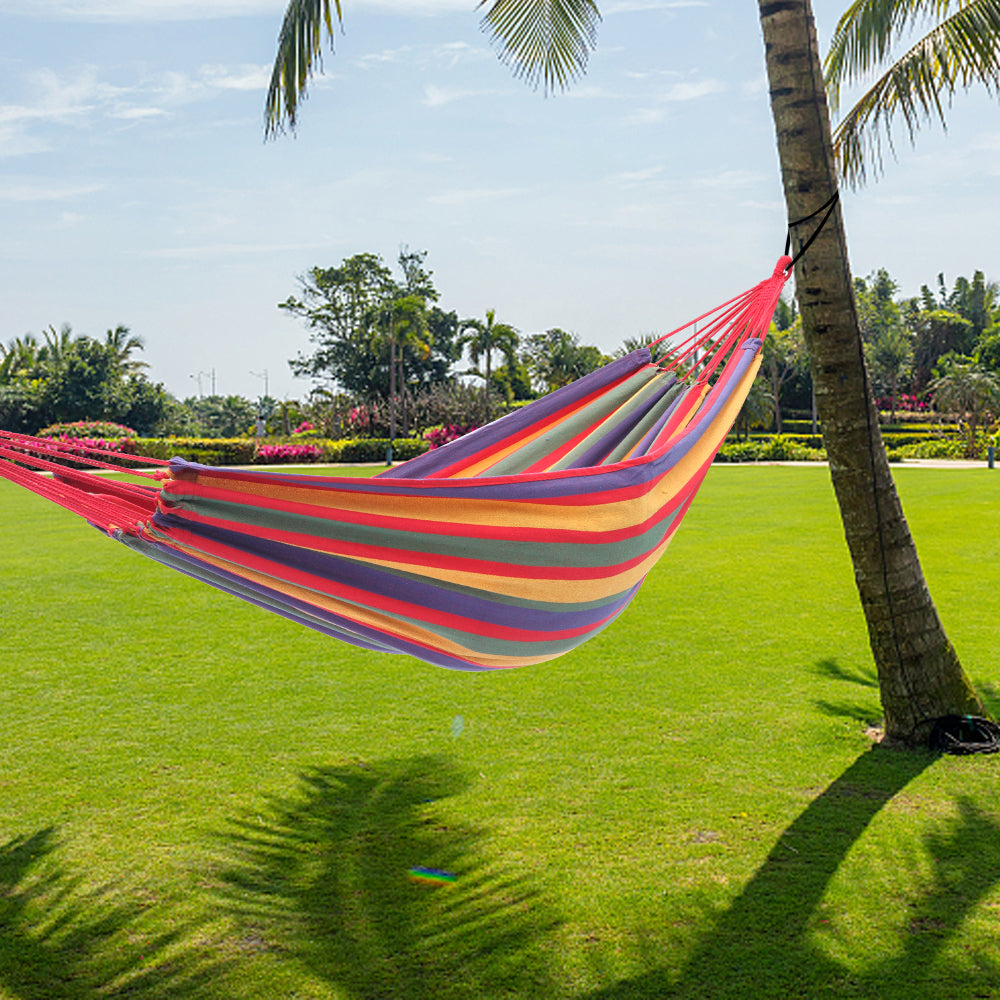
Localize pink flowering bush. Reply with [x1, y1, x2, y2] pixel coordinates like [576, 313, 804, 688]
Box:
[424, 423, 478, 449]
[291, 421, 316, 436]
[256, 443, 324, 464]
[38, 420, 138, 440]
[876, 394, 929, 413]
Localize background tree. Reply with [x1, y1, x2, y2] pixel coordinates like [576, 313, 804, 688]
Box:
[521, 328, 609, 394]
[825, 0, 1000, 186]
[284, 250, 459, 401]
[867, 324, 913, 420]
[0, 325, 170, 434]
[104, 325, 149, 374]
[761, 319, 804, 432]
[929, 353, 1000, 455]
[907, 308, 974, 389]
[459, 309, 520, 422]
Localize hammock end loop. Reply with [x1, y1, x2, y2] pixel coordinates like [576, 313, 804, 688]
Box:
[775, 254, 793, 278]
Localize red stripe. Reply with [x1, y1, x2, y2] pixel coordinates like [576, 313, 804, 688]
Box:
[160, 473, 693, 546]
[150, 522, 627, 644]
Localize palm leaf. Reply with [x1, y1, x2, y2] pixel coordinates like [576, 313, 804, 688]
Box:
[826, 0, 1000, 185]
[265, 0, 343, 138]
[478, 0, 601, 92]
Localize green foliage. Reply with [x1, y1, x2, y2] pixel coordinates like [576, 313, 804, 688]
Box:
[181, 395, 258, 439]
[135, 437, 259, 465]
[0, 325, 170, 434]
[37, 420, 136, 440]
[521, 328, 610, 393]
[825, 0, 1000, 186]
[284, 250, 460, 401]
[329, 437, 429, 463]
[715, 435, 825, 463]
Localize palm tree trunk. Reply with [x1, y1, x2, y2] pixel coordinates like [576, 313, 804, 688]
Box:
[758, 0, 982, 745]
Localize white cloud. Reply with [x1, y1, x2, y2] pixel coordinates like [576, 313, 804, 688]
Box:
[612, 166, 664, 183]
[660, 78, 725, 102]
[0, 0, 469, 19]
[112, 106, 169, 120]
[624, 107, 665, 126]
[358, 40, 491, 72]
[606, 0, 708, 12]
[693, 169, 763, 189]
[0, 181, 104, 201]
[200, 64, 272, 92]
[0, 123, 52, 157]
[422, 83, 502, 106]
[426, 187, 526, 206]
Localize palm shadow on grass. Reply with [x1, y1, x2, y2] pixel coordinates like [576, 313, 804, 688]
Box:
[812, 657, 883, 727]
[0, 827, 226, 999]
[213, 754, 562, 1000]
[584, 746, 1000, 1000]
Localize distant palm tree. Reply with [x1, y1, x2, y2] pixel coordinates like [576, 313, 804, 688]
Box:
[825, 0, 1000, 186]
[0, 334, 41, 383]
[40, 323, 75, 367]
[459, 309, 519, 422]
[105, 325, 148, 373]
[929, 354, 1000, 455]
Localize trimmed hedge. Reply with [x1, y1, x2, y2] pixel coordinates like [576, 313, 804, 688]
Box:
[129, 436, 431, 467]
[715, 435, 825, 463]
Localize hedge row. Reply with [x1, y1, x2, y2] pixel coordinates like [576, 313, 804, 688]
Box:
[129, 437, 431, 467]
[737, 430, 962, 450]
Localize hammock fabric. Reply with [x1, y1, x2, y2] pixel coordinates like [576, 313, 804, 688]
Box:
[0, 257, 792, 671]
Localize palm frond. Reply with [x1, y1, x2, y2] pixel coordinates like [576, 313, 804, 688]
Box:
[829, 0, 1000, 185]
[478, 0, 601, 92]
[265, 0, 343, 139]
[826, 0, 951, 111]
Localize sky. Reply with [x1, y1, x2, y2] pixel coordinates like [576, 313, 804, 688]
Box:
[2, 0, 999, 405]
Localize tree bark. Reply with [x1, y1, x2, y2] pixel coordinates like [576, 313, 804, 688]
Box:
[758, 0, 982, 745]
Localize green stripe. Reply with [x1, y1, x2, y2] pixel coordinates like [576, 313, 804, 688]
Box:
[160, 490, 688, 569]
[550, 372, 674, 472]
[602, 380, 688, 464]
[484, 368, 660, 476]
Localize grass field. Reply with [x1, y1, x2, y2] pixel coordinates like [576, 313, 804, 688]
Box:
[2, 464, 1000, 999]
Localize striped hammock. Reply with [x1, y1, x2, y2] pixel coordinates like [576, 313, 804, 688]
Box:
[0, 257, 791, 670]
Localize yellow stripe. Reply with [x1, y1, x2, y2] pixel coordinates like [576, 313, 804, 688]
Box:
[156, 536, 562, 669]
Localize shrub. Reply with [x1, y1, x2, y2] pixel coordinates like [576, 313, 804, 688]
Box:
[134, 437, 258, 465]
[326, 438, 430, 463]
[715, 435, 825, 463]
[37, 420, 137, 440]
[424, 423, 478, 449]
[257, 443, 324, 464]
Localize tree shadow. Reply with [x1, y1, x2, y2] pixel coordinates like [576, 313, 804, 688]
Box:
[213, 754, 562, 1000]
[812, 657, 882, 726]
[0, 827, 226, 999]
[812, 657, 879, 689]
[582, 746, 1000, 999]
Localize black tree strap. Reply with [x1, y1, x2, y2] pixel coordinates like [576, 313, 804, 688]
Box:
[784, 191, 840, 268]
[928, 715, 1000, 755]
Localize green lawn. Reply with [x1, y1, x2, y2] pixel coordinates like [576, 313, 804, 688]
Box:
[1, 465, 999, 999]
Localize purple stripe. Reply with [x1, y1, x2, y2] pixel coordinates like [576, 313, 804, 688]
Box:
[632, 384, 691, 457]
[127, 535, 496, 670]
[376, 348, 653, 479]
[152, 511, 641, 632]
[563, 375, 678, 470]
